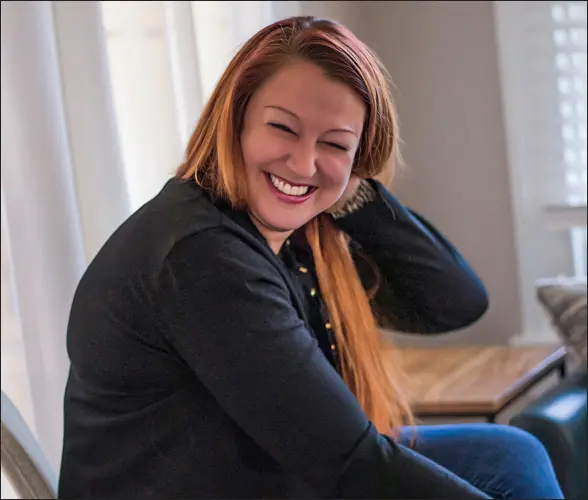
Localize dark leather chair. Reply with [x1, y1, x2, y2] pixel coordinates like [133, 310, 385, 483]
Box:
[510, 371, 587, 500]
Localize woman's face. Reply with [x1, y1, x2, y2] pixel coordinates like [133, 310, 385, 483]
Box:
[240, 61, 365, 248]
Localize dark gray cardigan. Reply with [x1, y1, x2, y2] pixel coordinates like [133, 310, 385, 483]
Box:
[58, 177, 489, 499]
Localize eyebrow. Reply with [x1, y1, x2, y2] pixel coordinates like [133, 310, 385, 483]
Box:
[264, 105, 358, 136]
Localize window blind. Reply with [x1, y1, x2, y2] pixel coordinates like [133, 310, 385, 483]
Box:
[551, 2, 587, 205]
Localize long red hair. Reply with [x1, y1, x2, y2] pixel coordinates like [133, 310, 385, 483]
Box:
[176, 16, 413, 436]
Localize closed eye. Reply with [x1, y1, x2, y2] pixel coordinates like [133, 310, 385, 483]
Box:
[269, 123, 348, 151]
[268, 123, 296, 135]
[323, 142, 349, 152]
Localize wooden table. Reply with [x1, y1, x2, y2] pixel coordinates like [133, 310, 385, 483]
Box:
[389, 345, 567, 422]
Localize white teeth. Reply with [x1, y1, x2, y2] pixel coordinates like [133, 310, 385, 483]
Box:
[269, 174, 310, 196]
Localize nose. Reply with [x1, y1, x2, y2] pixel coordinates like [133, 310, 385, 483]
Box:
[285, 142, 317, 180]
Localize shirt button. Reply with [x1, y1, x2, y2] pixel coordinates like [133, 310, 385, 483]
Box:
[298, 266, 308, 273]
[310, 288, 317, 297]
[325, 323, 332, 330]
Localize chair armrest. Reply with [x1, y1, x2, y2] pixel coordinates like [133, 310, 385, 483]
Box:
[509, 372, 587, 500]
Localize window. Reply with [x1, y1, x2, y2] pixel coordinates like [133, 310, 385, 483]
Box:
[552, 3, 587, 205]
[494, 1, 587, 342]
[551, 2, 587, 278]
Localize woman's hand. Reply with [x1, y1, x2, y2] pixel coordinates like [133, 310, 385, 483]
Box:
[326, 175, 362, 214]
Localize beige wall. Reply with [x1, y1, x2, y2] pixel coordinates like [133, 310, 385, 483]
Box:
[299, 1, 362, 28]
[298, 1, 523, 345]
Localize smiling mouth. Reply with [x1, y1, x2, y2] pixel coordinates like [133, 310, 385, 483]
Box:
[266, 173, 316, 197]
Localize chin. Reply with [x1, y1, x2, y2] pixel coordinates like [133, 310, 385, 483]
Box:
[261, 213, 310, 232]
[252, 205, 312, 232]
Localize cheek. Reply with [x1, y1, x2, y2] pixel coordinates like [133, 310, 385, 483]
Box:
[317, 156, 354, 193]
[241, 128, 288, 170]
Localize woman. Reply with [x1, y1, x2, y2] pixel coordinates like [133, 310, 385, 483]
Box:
[58, 16, 563, 499]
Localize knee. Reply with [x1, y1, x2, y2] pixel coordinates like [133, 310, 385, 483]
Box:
[488, 424, 551, 464]
[485, 425, 563, 498]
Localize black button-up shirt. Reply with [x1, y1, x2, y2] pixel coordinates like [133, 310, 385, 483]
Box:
[59, 178, 489, 499]
[280, 241, 340, 368]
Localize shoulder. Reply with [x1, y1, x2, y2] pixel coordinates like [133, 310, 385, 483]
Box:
[156, 226, 302, 338]
[79, 178, 280, 300]
[90, 178, 270, 272]
[162, 225, 285, 292]
[152, 179, 283, 278]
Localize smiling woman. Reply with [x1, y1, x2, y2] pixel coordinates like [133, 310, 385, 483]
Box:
[174, 17, 412, 440]
[58, 15, 562, 500]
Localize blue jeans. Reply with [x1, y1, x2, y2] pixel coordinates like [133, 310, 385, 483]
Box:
[398, 423, 564, 499]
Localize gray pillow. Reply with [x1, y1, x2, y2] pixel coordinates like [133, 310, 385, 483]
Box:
[537, 278, 587, 373]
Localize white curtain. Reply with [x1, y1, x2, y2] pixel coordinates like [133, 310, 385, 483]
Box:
[0, 0, 300, 474]
[100, 0, 289, 211]
[1, 0, 129, 471]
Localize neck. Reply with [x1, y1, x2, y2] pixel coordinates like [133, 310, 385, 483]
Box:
[248, 213, 293, 254]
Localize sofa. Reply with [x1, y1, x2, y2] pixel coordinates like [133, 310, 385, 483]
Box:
[510, 370, 587, 500]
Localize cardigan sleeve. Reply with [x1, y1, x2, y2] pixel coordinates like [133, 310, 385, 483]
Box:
[156, 227, 490, 499]
[333, 180, 489, 334]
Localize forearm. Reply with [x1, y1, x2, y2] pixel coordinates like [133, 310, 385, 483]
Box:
[332, 180, 488, 333]
[338, 426, 491, 499]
